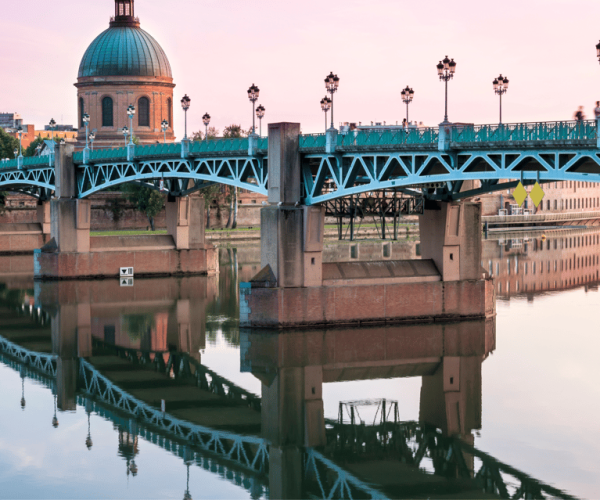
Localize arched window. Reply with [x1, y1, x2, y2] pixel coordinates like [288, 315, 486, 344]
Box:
[167, 98, 172, 128]
[138, 97, 150, 127]
[79, 98, 85, 128]
[102, 97, 114, 127]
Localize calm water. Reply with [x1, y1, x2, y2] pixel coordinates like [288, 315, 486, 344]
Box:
[0, 232, 599, 499]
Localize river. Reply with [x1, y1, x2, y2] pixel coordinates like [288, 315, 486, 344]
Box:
[0, 230, 598, 499]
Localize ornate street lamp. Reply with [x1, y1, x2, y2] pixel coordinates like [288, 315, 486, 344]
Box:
[320, 96, 331, 133]
[493, 75, 509, 124]
[437, 56, 457, 123]
[255, 105, 265, 137]
[127, 105, 135, 145]
[247, 84, 260, 135]
[122, 126, 129, 146]
[16, 126, 23, 159]
[161, 119, 169, 143]
[324, 72, 340, 130]
[202, 113, 211, 141]
[401, 86, 414, 125]
[49, 118, 57, 142]
[83, 113, 90, 151]
[89, 131, 96, 151]
[596, 40, 600, 63]
[13, 148, 18, 159]
[181, 94, 191, 140]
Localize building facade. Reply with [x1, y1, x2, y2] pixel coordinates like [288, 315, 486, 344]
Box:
[75, 0, 175, 148]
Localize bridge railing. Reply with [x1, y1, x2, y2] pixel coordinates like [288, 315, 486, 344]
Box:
[337, 127, 439, 148]
[453, 120, 597, 143]
[0, 156, 52, 170]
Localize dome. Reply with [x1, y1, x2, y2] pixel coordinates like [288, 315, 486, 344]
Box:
[78, 26, 172, 79]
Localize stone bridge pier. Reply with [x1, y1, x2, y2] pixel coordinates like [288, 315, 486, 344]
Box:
[240, 123, 495, 329]
[34, 143, 218, 280]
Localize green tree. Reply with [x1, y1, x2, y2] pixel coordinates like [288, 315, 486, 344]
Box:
[192, 127, 222, 228]
[0, 128, 19, 160]
[222, 124, 250, 229]
[23, 137, 46, 157]
[191, 126, 219, 142]
[122, 314, 154, 341]
[122, 183, 165, 231]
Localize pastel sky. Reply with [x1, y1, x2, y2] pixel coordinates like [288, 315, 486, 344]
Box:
[2, 0, 600, 137]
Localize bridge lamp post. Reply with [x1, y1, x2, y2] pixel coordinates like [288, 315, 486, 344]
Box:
[493, 75, 509, 124]
[596, 40, 600, 62]
[401, 86, 414, 125]
[181, 94, 191, 141]
[437, 56, 456, 123]
[256, 105, 265, 137]
[320, 96, 331, 133]
[325, 72, 340, 130]
[17, 126, 23, 157]
[89, 131, 96, 151]
[247, 84, 260, 135]
[122, 127, 130, 146]
[161, 119, 169, 143]
[83, 114, 91, 150]
[49, 118, 57, 142]
[127, 105, 135, 146]
[202, 113, 211, 141]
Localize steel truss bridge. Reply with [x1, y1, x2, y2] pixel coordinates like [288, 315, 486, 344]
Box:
[2, 120, 600, 204]
[0, 332, 581, 500]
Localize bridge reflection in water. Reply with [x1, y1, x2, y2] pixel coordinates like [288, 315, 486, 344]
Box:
[0, 272, 581, 500]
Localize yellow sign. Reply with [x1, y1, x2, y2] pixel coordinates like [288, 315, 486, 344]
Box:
[529, 182, 545, 208]
[512, 182, 528, 207]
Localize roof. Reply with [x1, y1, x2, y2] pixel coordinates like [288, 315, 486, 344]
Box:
[78, 26, 172, 79]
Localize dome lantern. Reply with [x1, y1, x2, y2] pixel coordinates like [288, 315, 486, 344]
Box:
[111, 0, 139, 27]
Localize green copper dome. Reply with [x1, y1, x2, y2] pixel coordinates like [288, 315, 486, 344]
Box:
[78, 26, 172, 79]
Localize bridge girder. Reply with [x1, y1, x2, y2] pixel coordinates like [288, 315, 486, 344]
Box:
[77, 157, 268, 198]
[0, 167, 55, 199]
[302, 149, 600, 204]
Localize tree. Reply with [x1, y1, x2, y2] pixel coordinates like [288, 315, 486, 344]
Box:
[23, 137, 46, 157]
[0, 191, 6, 215]
[191, 126, 219, 142]
[191, 127, 221, 228]
[0, 128, 19, 160]
[222, 124, 250, 228]
[122, 183, 165, 231]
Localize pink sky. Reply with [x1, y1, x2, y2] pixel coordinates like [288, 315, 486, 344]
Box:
[2, 0, 600, 137]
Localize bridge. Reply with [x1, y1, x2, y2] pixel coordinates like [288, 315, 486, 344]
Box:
[1, 119, 598, 325]
[1, 120, 600, 203]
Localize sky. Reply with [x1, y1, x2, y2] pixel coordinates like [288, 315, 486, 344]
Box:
[2, 0, 600, 137]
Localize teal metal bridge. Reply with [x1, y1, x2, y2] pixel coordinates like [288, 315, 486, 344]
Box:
[1, 120, 600, 204]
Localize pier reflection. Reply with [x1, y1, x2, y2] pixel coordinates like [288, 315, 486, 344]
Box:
[0, 259, 581, 499]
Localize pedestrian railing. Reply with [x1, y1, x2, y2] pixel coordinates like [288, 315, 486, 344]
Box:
[453, 120, 597, 143]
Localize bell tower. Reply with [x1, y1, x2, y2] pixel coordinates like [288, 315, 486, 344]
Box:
[111, 0, 139, 27]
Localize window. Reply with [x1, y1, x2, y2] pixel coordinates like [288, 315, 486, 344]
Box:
[547, 200, 550, 210]
[79, 98, 85, 128]
[139, 97, 150, 127]
[102, 97, 114, 127]
[167, 98, 172, 128]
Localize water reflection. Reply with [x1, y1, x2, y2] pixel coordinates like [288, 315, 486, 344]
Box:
[484, 227, 600, 299]
[0, 240, 591, 499]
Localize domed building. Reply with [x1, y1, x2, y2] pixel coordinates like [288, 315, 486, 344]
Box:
[75, 0, 176, 148]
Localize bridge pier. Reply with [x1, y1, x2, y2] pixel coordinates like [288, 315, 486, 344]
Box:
[34, 144, 218, 280]
[241, 124, 495, 329]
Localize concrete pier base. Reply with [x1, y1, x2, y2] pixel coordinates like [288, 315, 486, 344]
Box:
[0, 201, 51, 254]
[33, 144, 217, 280]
